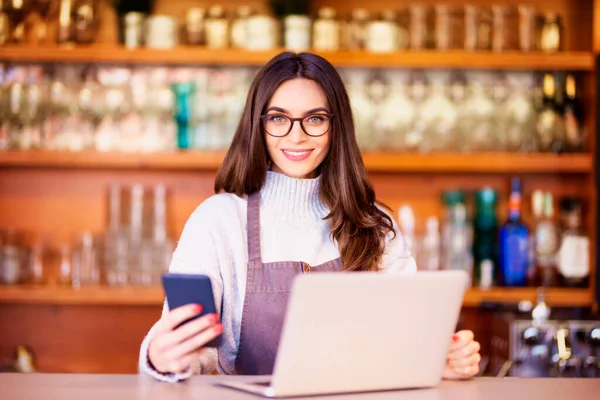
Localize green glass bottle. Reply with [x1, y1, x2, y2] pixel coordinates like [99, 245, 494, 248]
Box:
[473, 188, 498, 288]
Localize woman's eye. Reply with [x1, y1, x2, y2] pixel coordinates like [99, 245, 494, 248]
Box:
[268, 115, 287, 123]
[306, 115, 325, 124]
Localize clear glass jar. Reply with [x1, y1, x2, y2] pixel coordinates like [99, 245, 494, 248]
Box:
[404, 70, 429, 151]
[344, 8, 369, 50]
[380, 78, 415, 151]
[462, 79, 496, 152]
[502, 74, 536, 152]
[313, 7, 340, 51]
[205, 5, 229, 49]
[434, 4, 463, 51]
[123, 12, 145, 49]
[284, 15, 311, 51]
[419, 73, 458, 152]
[230, 6, 253, 49]
[363, 72, 391, 150]
[185, 8, 205, 46]
[145, 15, 178, 49]
[491, 5, 519, 52]
[365, 11, 399, 53]
[246, 14, 278, 50]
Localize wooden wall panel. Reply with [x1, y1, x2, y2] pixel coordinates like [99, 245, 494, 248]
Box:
[0, 304, 162, 373]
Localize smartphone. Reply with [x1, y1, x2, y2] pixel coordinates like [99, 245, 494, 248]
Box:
[162, 272, 222, 347]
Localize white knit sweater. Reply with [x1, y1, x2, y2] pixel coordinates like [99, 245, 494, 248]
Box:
[139, 171, 417, 382]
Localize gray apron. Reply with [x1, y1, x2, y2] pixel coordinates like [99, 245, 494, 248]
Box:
[234, 192, 343, 375]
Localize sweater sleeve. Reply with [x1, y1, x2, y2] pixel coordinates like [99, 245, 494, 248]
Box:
[378, 207, 418, 274]
[138, 200, 225, 382]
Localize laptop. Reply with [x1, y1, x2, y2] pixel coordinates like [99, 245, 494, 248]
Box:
[217, 270, 468, 398]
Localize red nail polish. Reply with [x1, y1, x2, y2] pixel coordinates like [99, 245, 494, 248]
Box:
[212, 314, 219, 323]
[195, 304, 203, 313]
[452, 335, 460, 342]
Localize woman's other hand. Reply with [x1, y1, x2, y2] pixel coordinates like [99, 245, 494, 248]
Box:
[442, 330, 481, 380]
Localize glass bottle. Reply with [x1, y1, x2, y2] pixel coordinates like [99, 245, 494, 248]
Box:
[539, 12, 562, 53]
[442, 196, 473, 286]
[535, 73, 565, 153]
[557, 197, 589, 287]
[563, 74, 584, 152]
[419, 216, 441, 271]
[533, 191, 559, 287]
[473, 188, 498, 289]
[499, 177, 530, 287]
[419, 73, 458, 152]
[313, 7, 340, 51]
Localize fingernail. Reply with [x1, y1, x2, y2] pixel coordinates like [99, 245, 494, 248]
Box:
[195, 304, 203, 313]
[212, 313, 219, 323]
[452, 335, 460, 342]
[215, 323, 224, 333]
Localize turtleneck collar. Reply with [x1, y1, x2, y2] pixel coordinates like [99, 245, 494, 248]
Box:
[259, 171, 329, 221]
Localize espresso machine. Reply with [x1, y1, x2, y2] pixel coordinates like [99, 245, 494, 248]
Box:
[488, 290, 600, 378]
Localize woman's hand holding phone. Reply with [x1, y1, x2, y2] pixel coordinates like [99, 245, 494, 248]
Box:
[148, 304, 223, 374]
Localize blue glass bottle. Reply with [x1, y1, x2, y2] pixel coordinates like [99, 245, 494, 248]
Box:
[499, 177, 530, 286]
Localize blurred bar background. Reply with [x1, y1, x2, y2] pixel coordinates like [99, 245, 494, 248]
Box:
[0, 0, 598, 378]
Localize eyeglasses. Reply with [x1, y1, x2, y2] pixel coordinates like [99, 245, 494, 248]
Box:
[260, 113, 333, 137]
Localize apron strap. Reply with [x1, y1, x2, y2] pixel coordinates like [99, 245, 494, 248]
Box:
[246, 192, 262, 263]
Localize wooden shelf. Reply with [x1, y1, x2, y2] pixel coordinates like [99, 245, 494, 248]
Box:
[463, 288, 595, 307]
[0, 45, 594, 70]
[0, 285, 164, 306]
[361, 152, 593, 173]
[0, 285, 593, 307]
[0, 150, 592, 174]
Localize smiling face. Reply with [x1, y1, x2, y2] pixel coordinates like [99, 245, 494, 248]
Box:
[263, 78, 332, 179]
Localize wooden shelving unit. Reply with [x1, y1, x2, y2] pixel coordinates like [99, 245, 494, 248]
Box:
[0, 150, 593, 173]
[0, 285, 593, 307]
[0, 45, 594, 70]
[0, 0, 597, 374]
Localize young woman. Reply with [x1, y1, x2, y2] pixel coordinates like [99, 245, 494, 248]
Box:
[139, 52, 481, 382]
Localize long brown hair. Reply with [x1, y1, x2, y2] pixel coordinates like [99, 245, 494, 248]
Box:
[215, 52, 395, 272]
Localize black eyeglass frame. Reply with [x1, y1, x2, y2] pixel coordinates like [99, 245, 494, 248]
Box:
[260, 113, 334, 138]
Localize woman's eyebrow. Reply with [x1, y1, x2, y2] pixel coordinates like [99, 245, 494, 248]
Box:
[265, 106, 329, 114]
